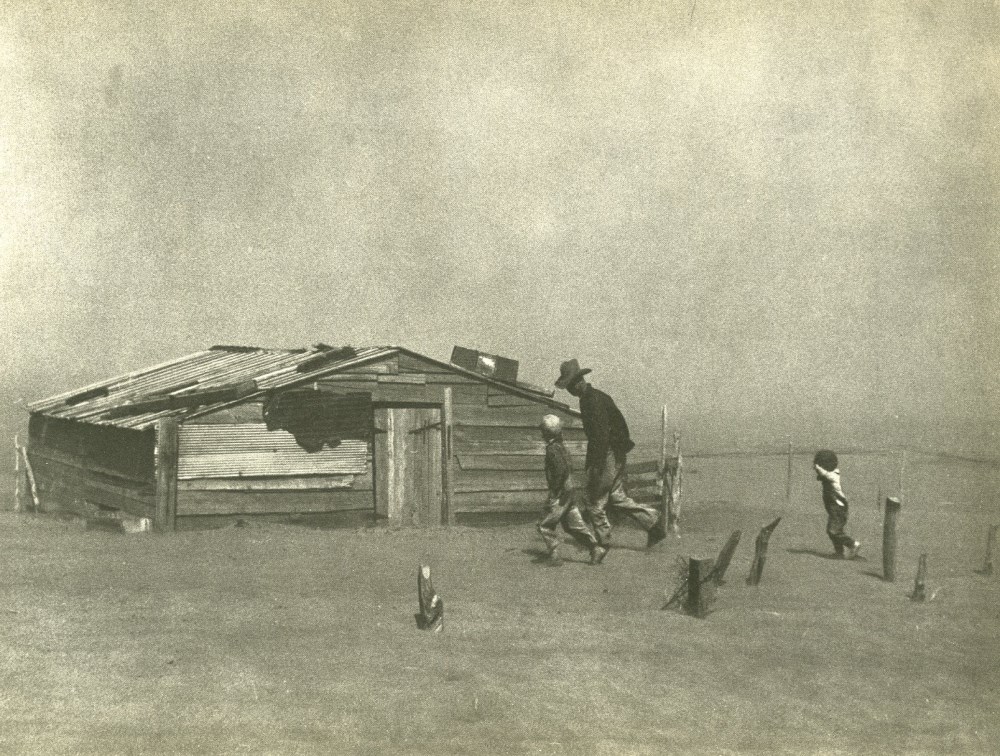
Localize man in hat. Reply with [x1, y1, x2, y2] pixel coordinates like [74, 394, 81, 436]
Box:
[555, 359, 667, 557]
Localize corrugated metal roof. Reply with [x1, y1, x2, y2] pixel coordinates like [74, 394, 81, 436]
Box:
[28, 346, 396, 430]
[28, 344, 577, 429]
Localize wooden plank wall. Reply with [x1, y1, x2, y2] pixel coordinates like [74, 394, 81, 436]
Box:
[174, 352, 585, 522]
[175, 365, 391, 520]
[25, 415, 156, 518]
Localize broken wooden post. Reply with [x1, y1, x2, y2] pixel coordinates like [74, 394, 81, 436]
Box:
[910, 553, 928, 602]
[154, 417, 179, 533]
[747, 517, 781, 586]
[669, 430, 683, 534]
[684, 557, 715, 618]
[785, 440, 793, 506]
[712, 530, 742, 585]
[416, 564, 444, 631]
[659, 406, 676, 534]
[981, 524, 998, 576]
[19, 445, 41, 512]
[882, 496, 901, 582]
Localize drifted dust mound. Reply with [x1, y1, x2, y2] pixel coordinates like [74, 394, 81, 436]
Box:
[1, 490, 997, 754]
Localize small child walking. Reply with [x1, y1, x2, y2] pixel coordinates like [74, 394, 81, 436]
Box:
[536, 415, 604, 566]
[814, 449, 861, 559]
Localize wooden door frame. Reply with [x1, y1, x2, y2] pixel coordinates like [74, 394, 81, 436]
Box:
[372, 393, 454, 526]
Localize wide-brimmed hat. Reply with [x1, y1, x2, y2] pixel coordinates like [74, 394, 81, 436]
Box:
[555, 359, 592, 389]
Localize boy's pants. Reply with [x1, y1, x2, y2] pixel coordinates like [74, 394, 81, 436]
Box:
[825, 502, 855, 553]
[538, 490, 597, 553]
[586, 451, 661, 547]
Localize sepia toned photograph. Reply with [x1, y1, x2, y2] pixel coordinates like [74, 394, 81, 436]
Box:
[1, 1, 997, 753]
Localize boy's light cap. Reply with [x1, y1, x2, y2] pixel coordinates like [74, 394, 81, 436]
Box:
[540, 414, 563, 433]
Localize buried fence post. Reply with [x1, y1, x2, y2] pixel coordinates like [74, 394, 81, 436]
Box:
[712, 530, 743, 586]
[747, 517, 782, 586]
[910, 553, 928, 602]
[684, 557, 716, 618]
[979, 524, 998, 576]
[416, 564, 444, 632]
[882, 497, 902, 582]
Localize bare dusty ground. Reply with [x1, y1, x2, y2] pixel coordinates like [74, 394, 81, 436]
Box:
[1, 457, 998, 755]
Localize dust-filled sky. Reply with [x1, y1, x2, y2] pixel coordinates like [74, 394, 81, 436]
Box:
[1, 1, 997, 451]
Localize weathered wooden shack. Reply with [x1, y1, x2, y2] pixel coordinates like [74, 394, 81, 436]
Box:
[24, 345, 589, 530]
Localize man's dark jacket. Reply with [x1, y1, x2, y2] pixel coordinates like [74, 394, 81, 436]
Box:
[578, 385, 635, 470]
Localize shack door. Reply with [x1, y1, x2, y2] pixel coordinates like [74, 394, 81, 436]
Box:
[373, 407, 443, 526]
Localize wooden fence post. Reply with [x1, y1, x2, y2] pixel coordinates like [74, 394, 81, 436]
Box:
[910, 553, 927, 602]
[684, 557, 715, 618]
[882, 496, 901, 582]
[14, 436, 23, 513]
[712, 530, 742, 586]
[747, 517, 781, 586]
[662, 530, 742, 611]
[980, 524, 998, 576]
[155, 418, 179, 533]
[19, 445, 41, 512]
[670, 430, 683, 534]
[442, 388, 454, 526]
[416, 563, 444, 631]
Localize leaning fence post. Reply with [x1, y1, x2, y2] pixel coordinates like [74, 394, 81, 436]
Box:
[14, 435, 23, 513]
[910, 553, 928, 602]
[712, 530, 742, 586]
[882, 496, 901, 582]
[19, 445, 40, 512]
[980, 524, 998, 576]
[685, 557, 715, 618]
[747, 517, 781, 586]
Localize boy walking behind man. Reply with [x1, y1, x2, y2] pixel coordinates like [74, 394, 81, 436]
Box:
[537, 414, 604, 566]
[813, 449, 861, 559]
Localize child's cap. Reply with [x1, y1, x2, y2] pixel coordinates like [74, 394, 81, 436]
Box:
[813, 449, 839, 471]
[540, 415, 563, 434]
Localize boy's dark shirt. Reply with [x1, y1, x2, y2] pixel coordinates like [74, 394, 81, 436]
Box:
[578, 385, 635, 469]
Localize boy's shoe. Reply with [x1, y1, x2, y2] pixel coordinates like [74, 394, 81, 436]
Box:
[848, 541, 862, 559]
[546, 554, 564, 567]
[590, 545, 609, 565]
